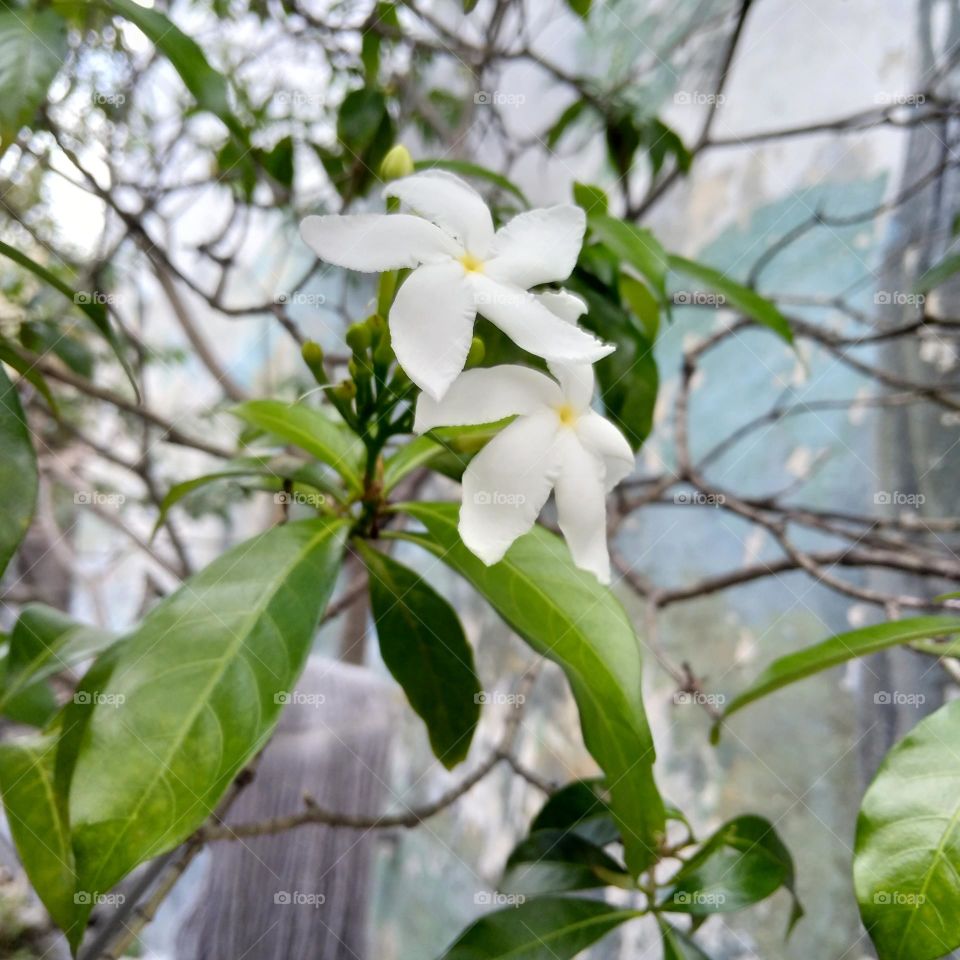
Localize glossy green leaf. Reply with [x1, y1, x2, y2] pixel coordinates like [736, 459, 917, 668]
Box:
[668, 255, 793, 343]
[619, 274, 660, 342]
[357, 542, 480, 769]
[569, 273, 658, 451]
[398, 502, 665, 875]
[915, 251, 960, 294]
[0, 340, 58, 412]
[0, 604, 113, 720]
[383, 424, 504, 492]
[546, 100, 590, 150]
[413, 159, 528, 206]
[439, 897, 640, 960]
[500, 829, 627, 895]
[660, 815, 802, 928]
[659, 919, 712, 960]
[64, 518, 348, 946]
[530, 779, 620, 846]
[232, 399, 365, 493]
[0, 361, 36, 577]
[855, 699, 960, 960]
[566, 0, 592, 19]
[588, 215, 668, 299]
[104, 0, 244, 139]
[718, 617, 960, 734]
[0, 732, 75, 931]
[0, 8, 67, 144]
[0, 240, 135, 392]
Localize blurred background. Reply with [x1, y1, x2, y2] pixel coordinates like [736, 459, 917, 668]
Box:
[1, 0, 959, 957]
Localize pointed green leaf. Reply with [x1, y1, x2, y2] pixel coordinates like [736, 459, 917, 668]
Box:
[0, 361, 36, 577]
[718, 617, 960, 733]
[232, 399, 365, 493]
[659, 919, 712, 959]
[0, 240, 136, 392]
[588, 215, 668, 299]
[500, 829, 627, 895]
[0, 8, 67, 145]
[530, 779, 620, 846]
[668, 255, 792, 342]
[660, 815, 802, 929]
[439, 897, 640, 960]
[357, 542, 480, 769]
[65, 518, 348, 945]
[915, 250, 960, 294]
[855, 699, 960, 960]
[398, 502, 665, 875]
[0, 732, 76, 932]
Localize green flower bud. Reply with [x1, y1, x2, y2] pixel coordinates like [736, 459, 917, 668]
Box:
[380, 144, 414, 182]
[346, 322, 372, 354]
[301, 340, 325, 381]
[332, 379, 357, 402]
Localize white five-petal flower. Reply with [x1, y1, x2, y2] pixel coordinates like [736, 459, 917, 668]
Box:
[414, 340, 634, 583]
[300, 170, 613, 400]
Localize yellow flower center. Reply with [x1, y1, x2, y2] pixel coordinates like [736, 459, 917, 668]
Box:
[459, 253, 485, 273]
[556, 403, 578, 428]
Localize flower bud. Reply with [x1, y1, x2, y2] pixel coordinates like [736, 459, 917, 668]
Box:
[346, 322, 372, 354]
[332, 379, 357, 402]
[301, 340, 325, 381]
[380, 144, 414, 182]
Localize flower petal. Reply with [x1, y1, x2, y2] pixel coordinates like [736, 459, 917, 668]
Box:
[460, 411, 562, 565]
[576, 411, 635, 490]
[390, 261, 476, 400]
[554, 433, 611, 583]
[470, 275, 614, 365]
[535, 289, 588, 324]
[300, 213, 459, 272]
[415, 365, 561, 433]
[484, 205, 586, 288]
[385, 171, 494, 257]
[549, 361, 595, 412]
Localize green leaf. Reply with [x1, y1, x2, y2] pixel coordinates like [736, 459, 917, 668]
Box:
[231, 399, 365, 494]
[0, 240, 137, 393]
[382, 424, 504, 492]
[659, 919, 712, 960]
[0, 604, 113, 720]
[546, 100, 590, 150]
[398, 502, 665, 875]
[103, 0, 245, 139]
[439, 897, 640, 960]
[915, 250, 960, 294]
[566, 0, 591, 18]
[588, 215, 668, 299]
[530, 779, 620, 846]
[0, 732, 75, 931]
[855, 699, 960, 960]
[668, 255, 793, 343]
[500, 829, 627, 895]
[619, 274, 660, 342]
[717, 617, 960, 734]
[0, 361, 36, 577]
[568, 273, 658, 451]
[572, 181, 608, 216]
[64, 517, 348, 946]
[357, 542, 480, 769]
[660, 815, 802, 928]
[0, 340, 58, 412]
[0, 8, 67, 145]
[413, 159, 528, 206]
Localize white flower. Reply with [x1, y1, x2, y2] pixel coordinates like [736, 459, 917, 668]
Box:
[299, 170, 613, 400]
[414, 302, 634, 584]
